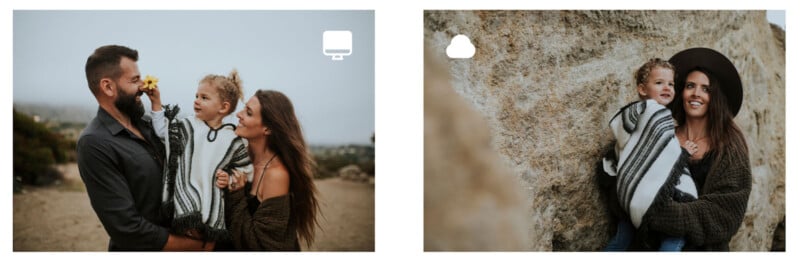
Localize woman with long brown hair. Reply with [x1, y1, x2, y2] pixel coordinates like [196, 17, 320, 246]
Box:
[215, 89, 320, 250]
[635, 48, 752, 250]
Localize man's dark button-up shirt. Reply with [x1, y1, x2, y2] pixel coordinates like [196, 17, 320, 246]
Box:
[77, 107, 168, 251]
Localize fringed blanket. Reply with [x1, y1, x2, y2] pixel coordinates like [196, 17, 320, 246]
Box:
[154, 105, 253, 242]
[602, 100, 697, 228]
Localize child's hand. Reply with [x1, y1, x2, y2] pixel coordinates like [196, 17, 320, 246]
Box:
[682, 141, 698, 156]
[216, 169, 246, 191]
[140, 84, 162, 112]
[215, 169, 230, 189]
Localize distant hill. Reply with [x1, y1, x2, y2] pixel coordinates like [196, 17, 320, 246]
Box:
[13, 109, 76, 188]
[310, 144, 375, 178]
[13, 102, 96, 124]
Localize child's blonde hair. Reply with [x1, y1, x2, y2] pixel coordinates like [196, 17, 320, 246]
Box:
[634, 58, 675, 86]
[200, 69, 244, 115]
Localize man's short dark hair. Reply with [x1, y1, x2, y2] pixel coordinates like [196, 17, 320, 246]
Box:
[85, 45, 138, 95]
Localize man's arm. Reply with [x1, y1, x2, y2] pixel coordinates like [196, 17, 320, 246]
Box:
[163, 234, 214, 251]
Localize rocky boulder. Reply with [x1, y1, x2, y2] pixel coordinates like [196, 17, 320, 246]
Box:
[424, 10, 785, 251]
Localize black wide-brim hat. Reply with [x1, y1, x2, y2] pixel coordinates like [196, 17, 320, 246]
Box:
[669, 47, 743, 117]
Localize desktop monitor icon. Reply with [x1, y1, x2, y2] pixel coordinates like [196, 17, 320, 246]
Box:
[323, 30, 352, 61]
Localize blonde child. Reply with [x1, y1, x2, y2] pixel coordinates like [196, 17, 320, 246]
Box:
[602, 58, 698, 251]
[144, 70, 253, 245]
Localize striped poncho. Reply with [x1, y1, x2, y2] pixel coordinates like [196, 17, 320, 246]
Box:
[602, 99, 697, 228]
[153, 105, 253, 241]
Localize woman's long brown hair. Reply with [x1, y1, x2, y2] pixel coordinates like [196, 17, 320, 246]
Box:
[670, 68, 749, 176]
[255, 89, 320, 248]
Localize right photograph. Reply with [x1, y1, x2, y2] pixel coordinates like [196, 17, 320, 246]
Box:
[424, 10, 785, 251]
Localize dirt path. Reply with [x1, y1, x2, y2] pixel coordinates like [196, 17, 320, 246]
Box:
[12, 164, 106, 251]
[305, 177, 375, 251]
[13, 163, 374, 251]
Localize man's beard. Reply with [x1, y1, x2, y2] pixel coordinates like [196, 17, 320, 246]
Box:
[114, 84, 145, 121]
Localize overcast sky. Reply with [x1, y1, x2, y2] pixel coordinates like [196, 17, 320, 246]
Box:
[13, 10, 374, 145]
[767, 10, 785, 29]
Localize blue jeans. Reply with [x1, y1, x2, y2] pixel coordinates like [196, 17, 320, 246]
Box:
[605, 219, 685, 251]
[605, 219, 634, 251]
[659, 236, 686, 251]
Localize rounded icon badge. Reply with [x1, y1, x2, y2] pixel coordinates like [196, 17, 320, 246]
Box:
[323, 30, 353, 61]
[446, 34, 475, 59]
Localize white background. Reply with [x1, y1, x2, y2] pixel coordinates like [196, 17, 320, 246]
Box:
[2, 0, 794, 262]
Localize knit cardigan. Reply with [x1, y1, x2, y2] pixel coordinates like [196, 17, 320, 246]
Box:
[224, 188, 300, 251]
[599, 139, 751, 251]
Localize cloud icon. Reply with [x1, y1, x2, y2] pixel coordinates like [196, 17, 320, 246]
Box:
[446, 34, 475, 59]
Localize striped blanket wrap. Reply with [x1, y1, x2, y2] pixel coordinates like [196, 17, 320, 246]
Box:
[159, 105, 253, 242]
[603, 100, 698, 228]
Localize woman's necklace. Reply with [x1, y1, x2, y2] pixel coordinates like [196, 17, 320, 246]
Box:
[686, 125, 707, 143]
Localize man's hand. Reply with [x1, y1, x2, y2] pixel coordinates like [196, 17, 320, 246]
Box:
[162, 234, 215, 251]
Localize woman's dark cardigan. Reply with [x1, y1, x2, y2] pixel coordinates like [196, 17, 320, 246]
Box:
[599, 141, 752, 251]
[224, 188, 300, 251]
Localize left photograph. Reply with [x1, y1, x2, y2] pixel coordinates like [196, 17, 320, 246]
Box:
[13, 10, 374, 251]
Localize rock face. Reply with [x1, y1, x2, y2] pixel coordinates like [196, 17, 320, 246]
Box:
[424, 48, 531, 251]
[424, 10, 785, 251]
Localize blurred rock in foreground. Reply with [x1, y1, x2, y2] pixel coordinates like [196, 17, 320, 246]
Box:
[424, 48, 531, 251]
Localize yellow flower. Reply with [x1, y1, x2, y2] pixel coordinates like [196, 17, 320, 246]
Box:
[143, 75, 159, 90]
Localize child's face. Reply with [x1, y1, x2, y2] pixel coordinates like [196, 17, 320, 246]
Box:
[194, 82, 226, 122]
[637, 66, 675, 106]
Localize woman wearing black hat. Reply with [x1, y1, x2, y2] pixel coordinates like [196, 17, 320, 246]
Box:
[639, 48, 752, 251]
